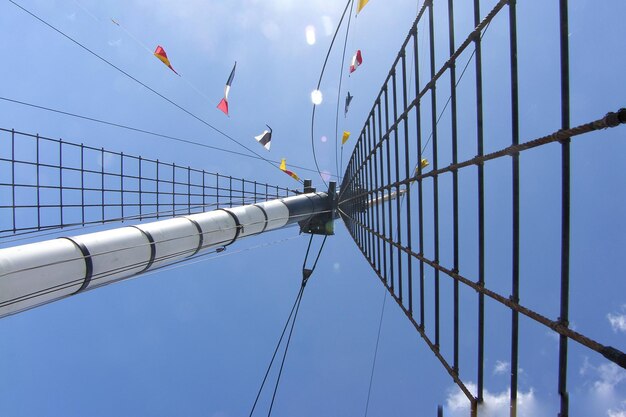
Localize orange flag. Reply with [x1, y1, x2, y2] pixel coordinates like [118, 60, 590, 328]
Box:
[154, 45, 179, 75]
[279, 158, 300, 181]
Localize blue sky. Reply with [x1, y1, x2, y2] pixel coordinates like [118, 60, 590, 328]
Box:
[0, 1, 625, 416]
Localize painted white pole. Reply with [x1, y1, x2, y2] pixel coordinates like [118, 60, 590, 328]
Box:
[0, 192, 332, 318]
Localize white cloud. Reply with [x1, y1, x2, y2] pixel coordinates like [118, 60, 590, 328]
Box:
[445, 382, 546, 417]
[108, 39, 122, 47]
[608, 308, 626, 333]
[594, 363, 626, 398]
[608, 407, 626, 417]
[608, 401, 626, 417]
[493, 360, 510, 375]
[580, 357, 626, 417]
[581, 357, 626, 398]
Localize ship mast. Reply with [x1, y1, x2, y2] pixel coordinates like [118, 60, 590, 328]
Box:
[0, 181, 336, 318]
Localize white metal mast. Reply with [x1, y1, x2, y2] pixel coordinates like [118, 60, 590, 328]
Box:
[0, 185, 335, 318]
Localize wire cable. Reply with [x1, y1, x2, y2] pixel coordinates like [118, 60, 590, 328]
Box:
[248, 234, 327, 417]
[266, 287, 304, 417]
[302, 234, 329, 275]
[110, 16, 213, 103]
[310, 0, 353, 187]
[334, 0, 355, 180]
[0, 96, 335, 178]
[364, 289, 387, 417]
[70, 0, 100, 22]
[248, 285, 304, 417]
[265, 235, 327, 417]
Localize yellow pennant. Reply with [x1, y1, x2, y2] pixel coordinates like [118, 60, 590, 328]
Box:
[414, 159, 430, 176]
[279, 158, 300, 182]
[357, 0, 370, 14]
[342, 131, 351, 145]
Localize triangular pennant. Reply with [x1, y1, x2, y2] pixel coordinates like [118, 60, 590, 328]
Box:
[350, 50, 363, 74]
[345, 92, 353, 116]
[279, 158, 300, 181]
[217, 62, 236, 116]
[357, 0, 370, 14]
[154, 45, 179, 75]
[217, 98, 229, 116]
[254, 125, 272, 151]
[342, 131, 351, 145]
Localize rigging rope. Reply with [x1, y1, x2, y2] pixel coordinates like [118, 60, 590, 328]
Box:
[339, 108, 626, 208]
[334, 0, 355, 180]
[302, 233, 328, 282]
[364, 289, 387, 417]
[248, 285, 305, 417]
[310, 0, 354, 188]
[266, 287, 305, 417]
[337, 200, 626, 370]
[0, 96, 336, 179]
[248, 234, 327, 416]
[76, 1, 218, 105]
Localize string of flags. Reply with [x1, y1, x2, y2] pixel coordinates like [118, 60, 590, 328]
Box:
[60, 4, 309, 185]
[103, 3, 385, 184]
[340, 1, 368, 148]
[110, 2, 372, 184]
[339, 0, 430, 181]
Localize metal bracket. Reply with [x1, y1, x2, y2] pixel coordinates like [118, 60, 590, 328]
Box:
[299, 181, 337, 236]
